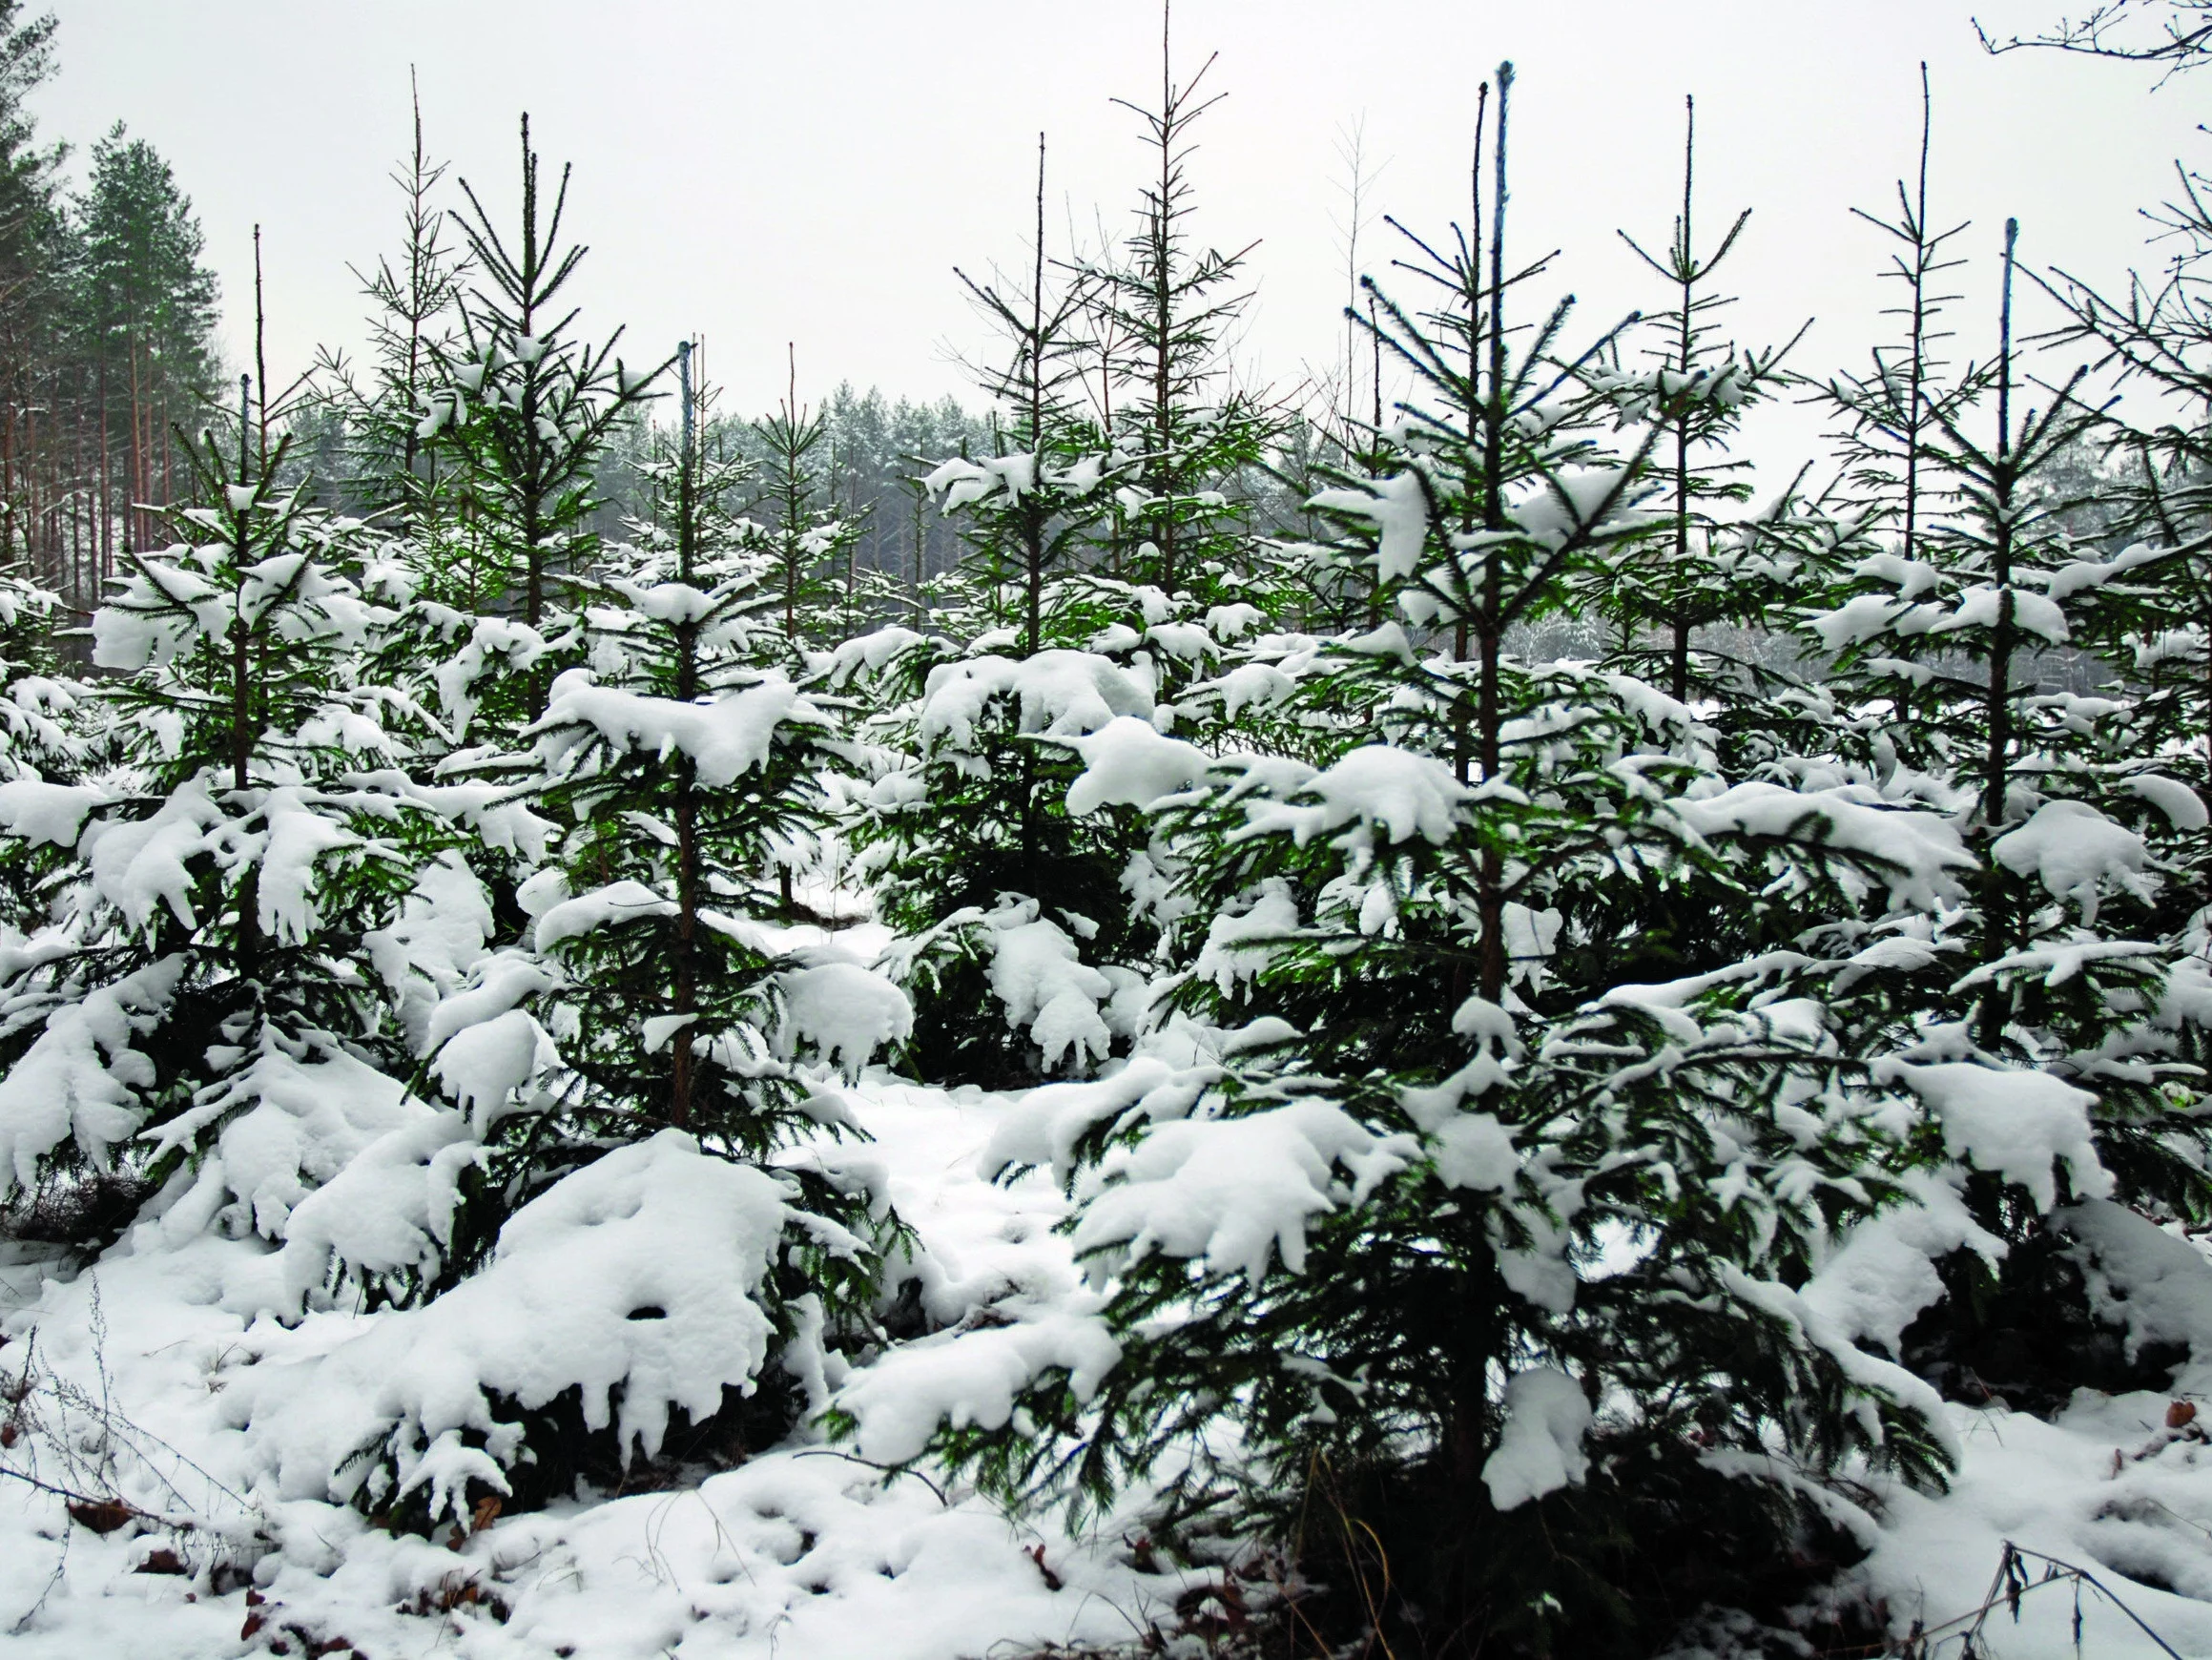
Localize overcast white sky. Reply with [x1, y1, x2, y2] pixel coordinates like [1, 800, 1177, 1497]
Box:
[26, 1, 2212, 469]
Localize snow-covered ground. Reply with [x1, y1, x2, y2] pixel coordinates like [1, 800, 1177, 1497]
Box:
[9, 1070, 2212, 1659]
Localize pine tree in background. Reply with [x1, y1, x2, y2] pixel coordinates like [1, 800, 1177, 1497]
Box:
[0, 0, 64, 574]
[1819, 66, 1983, 693]
[72, 123, 222, 561]
[1085, 6, 1276, 607]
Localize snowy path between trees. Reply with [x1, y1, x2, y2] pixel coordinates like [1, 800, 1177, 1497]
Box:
[8, 1068, 2212, 1659]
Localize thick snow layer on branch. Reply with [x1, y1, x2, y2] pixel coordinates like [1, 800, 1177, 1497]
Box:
[1506, 465, 1649, 550]
[82, 779, 225, 930]
[2130, 773, 2209, 830]
[532, 879, 682, 950]
[432, 1008, 558, 1131]
[917, 650, 1152, 752]
[1308, 471, 1428, 581]
[250, 1105, 479, 1310]
[1991, 799, 2152, 922]
[985, 907, 1113, 1071]
[423, 952, 556, 1053]
[1213, 660, 1296, 718]
[1482, 1367, 1593, 1510]
[924, 451, 1039, 511]
[229, 1132, 797, 1524]
[535, 670, 823, 787]
[1063, 716, 1212, 815]
[1933, 584, 2070, 644]
[255, 790, 358, 945]
[982, 1056, 1223, 1184]
[820, 624, 928, 687]
[1802, 1174, 2007, 1356]
[1192, 880, 1302, 993]
[1240, 745, 1469, 847]
[2062, 1199, 2212, 1363]
[1673, 781, 1971, 911]
[1720, 1266, 1956, 1461]
[835, 1310, 1122, 1467]
[362, 855, 496, 1048]
[777, 961, 915, 1077]
[139, 1042, 431, 1247]
[1069, 1098, 1417, 1285]
[0, 957, 180, 1191]
[0, 777, 105, 847]
[1875, 1061, 2113, 1212]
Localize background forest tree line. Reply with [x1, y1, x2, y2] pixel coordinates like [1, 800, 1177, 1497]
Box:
[0, 0, 1003, 627]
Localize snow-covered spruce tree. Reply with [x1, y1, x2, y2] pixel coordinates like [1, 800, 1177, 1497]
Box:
[840, 139, 1155, 1085]
[1809, 220, 2212, 1408]
[404, 342, 906, 1508]
[839, 70, 1959, 1658]
[1590, 94, 1804, 707]
[849, 37, 1305, 1086]
[1814, 65, 1988, 745]
[0, 394, 452, 1259]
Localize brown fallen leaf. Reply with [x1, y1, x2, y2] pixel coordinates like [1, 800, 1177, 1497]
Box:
[66, 1499, 135, 1535]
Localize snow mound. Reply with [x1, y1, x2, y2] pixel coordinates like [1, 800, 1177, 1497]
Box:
[227, 1132, 805, 1524]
